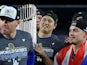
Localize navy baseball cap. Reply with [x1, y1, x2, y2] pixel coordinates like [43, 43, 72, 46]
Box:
[43, 10, 58, 23]
[0, 5, 17, 22]
[71, 11, 87, 32]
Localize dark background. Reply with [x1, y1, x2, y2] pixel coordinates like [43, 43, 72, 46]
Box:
[0, 0, 87, 5]
[0, 0, 86, 5]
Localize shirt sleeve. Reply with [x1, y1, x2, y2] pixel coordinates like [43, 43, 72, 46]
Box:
[27, 50, 35, 65]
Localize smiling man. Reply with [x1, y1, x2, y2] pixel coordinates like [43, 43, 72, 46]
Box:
[54, 11, 87, 65]
[35, 10, 65, 65]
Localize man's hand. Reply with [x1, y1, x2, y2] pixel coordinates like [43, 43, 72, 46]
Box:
[64, 37, 72, 46]
[34, 43, 47, 57]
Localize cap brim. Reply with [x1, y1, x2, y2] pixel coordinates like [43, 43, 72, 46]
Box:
[0, 16, 14, 22]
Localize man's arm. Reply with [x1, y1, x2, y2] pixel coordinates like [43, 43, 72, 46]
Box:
[42, 54, 53, 65]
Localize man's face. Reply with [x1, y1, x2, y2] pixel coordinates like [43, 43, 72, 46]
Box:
[69, 26, 85, 44]
[0, 18, 18, 35]
[36, 14, 42, 29]
[39, 15, 57, 33]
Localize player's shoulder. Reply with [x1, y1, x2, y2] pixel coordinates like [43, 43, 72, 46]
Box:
[16, 30, 31, 36]
[51, 34, 59, 39]
[17, 30, 29, 33]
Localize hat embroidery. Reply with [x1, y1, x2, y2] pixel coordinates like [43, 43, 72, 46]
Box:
[5, 9, 13, 17]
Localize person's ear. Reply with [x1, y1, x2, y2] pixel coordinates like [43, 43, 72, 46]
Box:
[15, 20, 21, 26]
[17, 20, 21, 24]
[53, 23, 57, 29]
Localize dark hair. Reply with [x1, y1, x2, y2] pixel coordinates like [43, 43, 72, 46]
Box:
[43, 10, 58, 23]
[36, 9, 45, 16]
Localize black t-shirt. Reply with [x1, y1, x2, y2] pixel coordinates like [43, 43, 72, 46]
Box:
[35, 34, 65, 65]
[0, 30, 33, 65]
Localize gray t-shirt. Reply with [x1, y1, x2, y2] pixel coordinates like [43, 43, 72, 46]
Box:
[0, 30, 33, 65]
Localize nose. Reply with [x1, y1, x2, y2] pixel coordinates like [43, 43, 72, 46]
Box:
[44, 20, 49, 24]
[43, 22, 49, 27]
[3, 21, 9, 26]
[4, 20, 8, 24]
